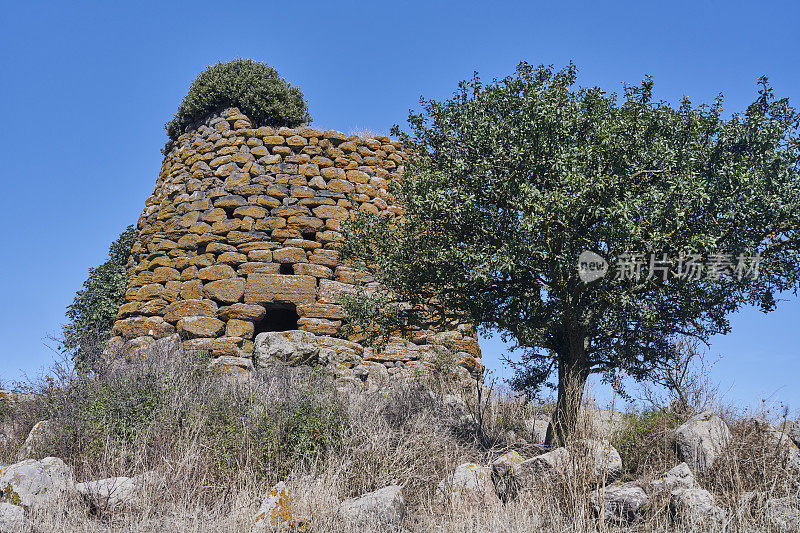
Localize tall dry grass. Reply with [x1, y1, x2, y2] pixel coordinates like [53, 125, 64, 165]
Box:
[0, 343, 797, 532]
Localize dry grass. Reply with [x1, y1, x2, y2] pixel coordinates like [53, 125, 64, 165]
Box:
[0, 345, 798, 532]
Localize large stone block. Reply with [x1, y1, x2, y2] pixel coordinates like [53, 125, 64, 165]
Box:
[112, 316, 174, 339]
[203, 278, 246, 303]
[177, 316, 225, 338]
[317, 279, 357, 304]
[163, 299, 218, 323]
[244, 274, 317, 305]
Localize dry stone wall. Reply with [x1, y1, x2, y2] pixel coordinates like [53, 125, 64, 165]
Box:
[107, 107, 482, 384]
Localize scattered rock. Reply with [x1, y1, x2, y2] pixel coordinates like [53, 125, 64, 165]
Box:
[339, 485, 404, 529]
[0, 502, 24, 533]
[524, 415, 550, 445]
[254, 330, 319, 366]
[757, 421, 800, 473]
[527, 446, 571, 477]
[253, 481, 309, 532]
[0, 457, 76, 509]
[589, 409, 628, 440]
[674, 411, 731, 473]
[16, 420, 55, 460]
[577, 439, 623, 483]
[442, 394, 468, 413]
[437, 463, 500, 507]
[765, 496, 800, 532]
[788, 420, 800, 449]
[670, 487, 726, 523]
[491, 451, 524, 502]
[651, 462, 697, 492]
[590, 482, 650, 523]
[76, 474, 150, 515]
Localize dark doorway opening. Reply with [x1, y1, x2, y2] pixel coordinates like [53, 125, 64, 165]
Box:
[254, 303, 300, 334]
[279, 263, 293, 275]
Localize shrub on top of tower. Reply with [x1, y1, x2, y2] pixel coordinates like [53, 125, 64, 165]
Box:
[164, 58, 311, 152]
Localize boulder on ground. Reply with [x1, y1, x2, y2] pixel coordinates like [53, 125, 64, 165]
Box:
[16, 420, 55, 460]
[339, 485, 404, 529]
[756, 421, 800, 473]
[76, 474, 153, 515]
[788, 420, 800, 449]
[588, 409, 628, 440]
[0, 502, 24, 533]
[0, 457, 76, 509]
[491, 451, 524, 502]
[590, 482, 650, 523]
[254, 331, 319, 366]
[253, 481, 309, 532]
[437, 463, 500, 507]
[670, 487, 726, 523]
[525, 415, 550, 445]
[674, 411, 731, 473]
[765, 496, 800, 532]
[577, 439, 622, 483]
[650, 462, 697, 492]
[527, 446, 571, 477]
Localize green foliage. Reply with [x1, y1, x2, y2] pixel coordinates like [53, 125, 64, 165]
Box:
[37, 371, 165, 464]
[164, 58, 310, 153]
[613, 410, 682, 479]
[63, 225, 137, 371]
[201, 385, 345, 481]
[342, 62, 800, 443]
[0, 398, 11, 422]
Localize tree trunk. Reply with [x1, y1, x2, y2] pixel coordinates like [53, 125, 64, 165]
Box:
[545, 325, 589, 447]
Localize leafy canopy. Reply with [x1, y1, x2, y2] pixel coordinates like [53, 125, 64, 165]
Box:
[341, 63, 800, 441]
[164, 58, 310, 152]
[63, 225, 137, 371]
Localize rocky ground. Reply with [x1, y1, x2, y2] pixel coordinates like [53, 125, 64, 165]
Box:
[0, 341, 798, 532]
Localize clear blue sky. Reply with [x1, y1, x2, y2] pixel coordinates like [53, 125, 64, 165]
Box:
[1, 1, 798, 411]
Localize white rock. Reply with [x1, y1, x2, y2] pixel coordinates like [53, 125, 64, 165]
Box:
[0, 457, 75, 509]
[651, 462, 697, 492]
[253, 481, 309, 532]
[588, 409, 628, 440]
[76, 475, 141, 514]
[437, 463, 499, 506]
[527, 446, 571, 476]
[757, 421, 800, 473]
[670, 487, 726, 523]
[16, 420, 55, 460]
[0, 502, 24, 533]
[765, 496, 800, 532]
[491, 451, 524, 501]
[254, 330, 319, 366]
[590, 482, 650, 523]
[339, 485, 404, 528]
[524, 415, 550, 445]
[577, 439, 623, 482]
[674, 411, 731, 473]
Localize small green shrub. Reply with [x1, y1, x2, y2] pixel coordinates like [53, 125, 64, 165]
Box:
[164, 58, 310, 153]
[613, 409, 682, 480]
[37, 372, 165, 465]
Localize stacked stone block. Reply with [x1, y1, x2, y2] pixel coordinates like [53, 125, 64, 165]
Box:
[107, 107, 481, 382]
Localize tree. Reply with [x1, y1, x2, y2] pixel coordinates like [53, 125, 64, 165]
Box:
[164, 58, 310, 153]
[63, 225, 137, 372]
[340, 63, 800, 445]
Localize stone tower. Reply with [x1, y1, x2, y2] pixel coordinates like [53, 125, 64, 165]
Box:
[107, 108, 482, 386]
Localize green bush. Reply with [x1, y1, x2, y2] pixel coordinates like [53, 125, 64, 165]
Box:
[202, 386, 345, 482]
[164, 58, 311, 152]
[612, 410, 682, 480]
[62, 225, 137, 372]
